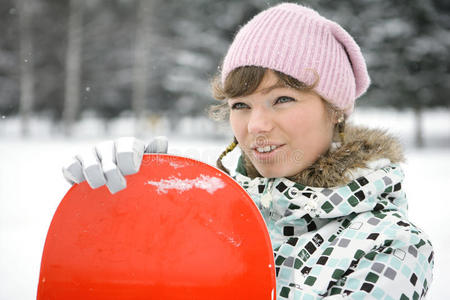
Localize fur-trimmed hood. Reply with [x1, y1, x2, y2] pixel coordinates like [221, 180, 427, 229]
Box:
[236, 124, 405, 187]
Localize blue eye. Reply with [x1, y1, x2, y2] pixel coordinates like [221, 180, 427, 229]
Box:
[275, 96, 295, 104]
[231, 102, 249, 110]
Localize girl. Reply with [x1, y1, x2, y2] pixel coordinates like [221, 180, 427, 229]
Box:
[63, 3, 434, 299]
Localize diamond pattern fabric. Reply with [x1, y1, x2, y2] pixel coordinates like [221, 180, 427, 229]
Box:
[234, 164, 433, 299]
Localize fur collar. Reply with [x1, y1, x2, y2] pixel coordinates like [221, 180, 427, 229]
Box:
[236, 125, 405, 188]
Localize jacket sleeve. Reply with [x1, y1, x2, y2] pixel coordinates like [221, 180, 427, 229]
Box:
[325, 233, 433, 299]
[276, 224, 434, 299]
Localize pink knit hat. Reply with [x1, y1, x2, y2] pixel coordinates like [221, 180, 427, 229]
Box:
[221, 3, 370, 116]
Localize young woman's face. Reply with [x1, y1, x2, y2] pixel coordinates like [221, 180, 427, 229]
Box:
[228, 70, 336, 178]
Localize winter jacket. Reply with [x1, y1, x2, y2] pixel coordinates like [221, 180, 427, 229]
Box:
[233, 125, 434, 299]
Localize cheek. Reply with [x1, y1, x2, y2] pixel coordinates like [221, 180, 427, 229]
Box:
[283, 107, 333, 146]
[282, 110, 315, 134]
[229, 114, 247, 141]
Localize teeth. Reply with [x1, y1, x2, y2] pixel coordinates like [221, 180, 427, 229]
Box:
[256, 145, 278, 153]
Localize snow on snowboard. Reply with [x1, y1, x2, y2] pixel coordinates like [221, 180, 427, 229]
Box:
[37, 154, 276, 299]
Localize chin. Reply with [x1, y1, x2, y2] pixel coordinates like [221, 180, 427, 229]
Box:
[255, 164, 305, 178]
[256, 167, 287, 179]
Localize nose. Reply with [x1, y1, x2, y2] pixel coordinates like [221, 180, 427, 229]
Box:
[247, 108, 274, 134]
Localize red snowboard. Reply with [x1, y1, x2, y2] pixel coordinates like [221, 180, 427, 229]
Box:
[37, 154, 276, 299]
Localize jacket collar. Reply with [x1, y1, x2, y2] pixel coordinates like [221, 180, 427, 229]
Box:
[234, 163, 407, 220]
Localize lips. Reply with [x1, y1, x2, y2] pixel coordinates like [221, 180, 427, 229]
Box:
[250, 142, 284, 150]
[254, 144, 283, 153]
[251, 144, 285, 161]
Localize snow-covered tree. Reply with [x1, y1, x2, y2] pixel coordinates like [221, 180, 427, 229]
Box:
[62, 0, 83, 136]
[17, 0, 34, 136]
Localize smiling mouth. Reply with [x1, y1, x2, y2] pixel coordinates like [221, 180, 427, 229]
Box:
[254, 144, 283, 153]
[250, 144, 285, 162]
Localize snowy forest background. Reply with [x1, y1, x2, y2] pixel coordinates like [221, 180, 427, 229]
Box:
[0, 0, 449, 299]
[1, 0, 449, 143]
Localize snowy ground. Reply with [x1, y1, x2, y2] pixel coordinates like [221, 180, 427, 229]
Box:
[0, 108, 449, 299]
